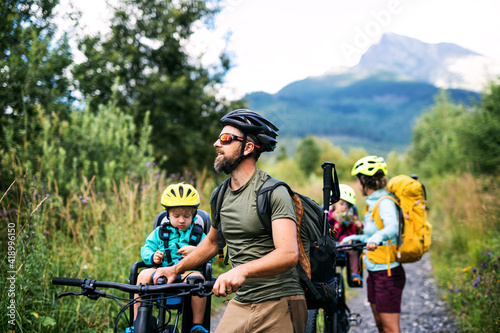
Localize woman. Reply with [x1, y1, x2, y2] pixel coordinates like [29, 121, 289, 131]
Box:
[342, 155, 405, 333]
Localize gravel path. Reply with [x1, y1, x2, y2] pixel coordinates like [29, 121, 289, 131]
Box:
[211, 253, 457, 332]
[347, 252, 458, 333]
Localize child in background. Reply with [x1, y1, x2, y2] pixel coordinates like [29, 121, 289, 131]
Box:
[134, 183, 209, 333]
[329, 184, 364, 286]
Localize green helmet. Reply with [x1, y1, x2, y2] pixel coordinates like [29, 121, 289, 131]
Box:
[351, 155, 387, 177]
[339, 184, 356, 206]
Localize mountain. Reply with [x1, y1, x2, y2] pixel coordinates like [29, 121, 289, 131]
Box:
[357, 33, 500, 92]
[246, 69, 479, 153]
[244, 34, 489, 154]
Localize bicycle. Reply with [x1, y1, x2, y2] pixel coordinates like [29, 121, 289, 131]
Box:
[305, 241, 366, 333]
[52, 275, 215, 333]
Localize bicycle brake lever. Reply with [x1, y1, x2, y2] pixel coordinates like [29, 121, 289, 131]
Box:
[58, 291, 83, 298]
[83, 288, 106, 300]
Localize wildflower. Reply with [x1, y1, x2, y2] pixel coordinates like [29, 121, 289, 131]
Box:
[455, 288, 460, 293]
[49, 199, 52, 202]
[462, 266, 472, 272]
[79, 196, 83, 199]
[46, 194, 50, 197]
[472, 267, 477, 273]
[448, 288, 453, 293]
[146, 162, 151, 168]
[481, 262, 488, 269]
[487, 251, 492, 256]
[461, 309, 465, 314]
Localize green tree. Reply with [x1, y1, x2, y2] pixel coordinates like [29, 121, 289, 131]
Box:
[460, 79, 500, 175]
[0, 0, 73, 170]
[72, 0, 242, 174]
[296, 136, 321, 177]
[1, 95, 156, 197]
[406, 91, 469, 177]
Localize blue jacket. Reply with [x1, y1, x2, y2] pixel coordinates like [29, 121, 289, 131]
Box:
[342, 189, 400, 272]
[140, 217, 210, 267]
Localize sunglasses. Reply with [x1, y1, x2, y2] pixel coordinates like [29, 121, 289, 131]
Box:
[218, 133, 260, 148]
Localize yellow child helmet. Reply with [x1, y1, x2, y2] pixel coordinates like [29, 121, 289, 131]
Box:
[339, 184, 356, 206]
[351, 155, 387, 177]
[161, 183, 200, 210]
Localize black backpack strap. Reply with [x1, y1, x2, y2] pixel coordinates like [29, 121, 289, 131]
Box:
[158, 222, 173, 265]
[210, 178, 230, 263]
[296, 263, 322, 300]
[256, 177, 294, 235]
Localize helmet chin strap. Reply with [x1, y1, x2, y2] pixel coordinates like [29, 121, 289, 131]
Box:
[224, 133, 251, 175]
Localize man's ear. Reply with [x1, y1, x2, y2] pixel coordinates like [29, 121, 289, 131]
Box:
[243, 141, 256, 156]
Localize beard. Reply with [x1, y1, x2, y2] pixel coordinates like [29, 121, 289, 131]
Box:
[214, 149, 240, 174]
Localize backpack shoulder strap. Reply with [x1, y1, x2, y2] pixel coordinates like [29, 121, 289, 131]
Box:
[210, 178, 231, 225]
[210, 178, 230, 263]
[256, 177, 294, 235]
[370, 195, 399, 230]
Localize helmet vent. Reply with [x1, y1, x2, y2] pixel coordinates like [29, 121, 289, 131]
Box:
[179, 186, 184, 197]
[170, 189, 176, 196]
[186, 188, 192, 198]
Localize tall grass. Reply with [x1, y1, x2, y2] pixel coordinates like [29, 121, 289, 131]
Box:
[0, 165, 218, 332]
[428, 174, 499, 332]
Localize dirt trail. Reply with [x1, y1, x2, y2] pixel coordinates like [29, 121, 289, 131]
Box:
[210, 253, 457, 332]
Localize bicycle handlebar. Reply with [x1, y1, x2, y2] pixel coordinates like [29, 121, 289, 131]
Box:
[335, 242, 367, 251]
[52, 276, 215, 297]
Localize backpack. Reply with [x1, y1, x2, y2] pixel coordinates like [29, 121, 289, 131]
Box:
[210, 175, 340, 311]
[154, 210, 209, 265]
[365, 174, 433, 275]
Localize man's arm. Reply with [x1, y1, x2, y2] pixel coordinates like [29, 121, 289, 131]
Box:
[154, 227, 219, 284]
[212, 217, 298, 296]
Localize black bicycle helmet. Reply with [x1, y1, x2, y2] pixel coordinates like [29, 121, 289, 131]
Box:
[220, 109, 279, 152]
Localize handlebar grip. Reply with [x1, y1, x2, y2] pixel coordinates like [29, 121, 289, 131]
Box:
[52, 277, 85, 286]
[322, 162, 334, 207]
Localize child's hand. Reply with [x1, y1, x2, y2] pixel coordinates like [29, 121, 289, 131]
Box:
[354, 220, 363, 229]
[153, 251, 164, 264]
[177, 245, 196, 257]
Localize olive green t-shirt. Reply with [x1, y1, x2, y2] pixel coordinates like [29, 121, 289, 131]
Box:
[211, 170, 304, 303]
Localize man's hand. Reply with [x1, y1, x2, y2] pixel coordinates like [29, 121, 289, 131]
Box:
[213, 265, 247, 297]
[153, 266, 178, 284]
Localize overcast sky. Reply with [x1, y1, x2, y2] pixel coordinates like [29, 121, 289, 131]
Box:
[60, 0, 500, 99]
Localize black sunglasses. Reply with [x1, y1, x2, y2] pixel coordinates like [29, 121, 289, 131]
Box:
[218, 133, 260, 148]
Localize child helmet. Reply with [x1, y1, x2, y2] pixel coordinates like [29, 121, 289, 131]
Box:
[220, 109, 279, 152]
[161, 183, 200, 210]
[339, 184, 356, 206]
[351, 155, 387, 177]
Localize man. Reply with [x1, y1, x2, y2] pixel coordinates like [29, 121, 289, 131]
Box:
[154, 109, 307, 332]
